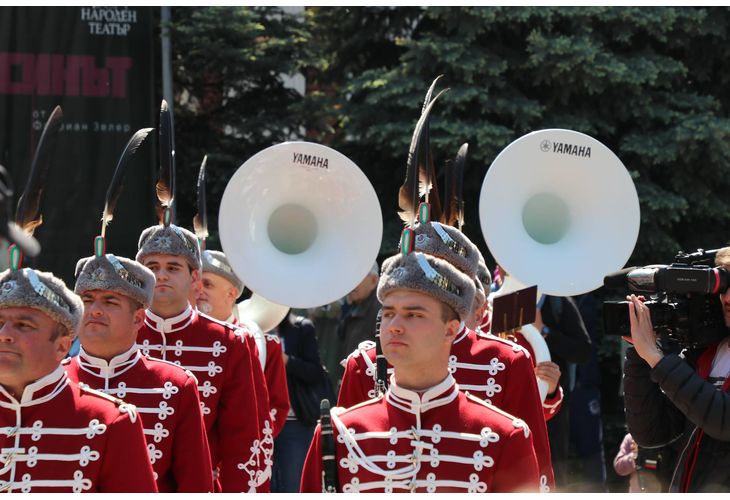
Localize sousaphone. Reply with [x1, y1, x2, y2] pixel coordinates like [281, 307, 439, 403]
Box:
[219, 142, 383, 309]
[237, 294, 290, 333]
[480, 129, 640, 296]
[234, 294, 290, 367]
[482, 129, 640, 401]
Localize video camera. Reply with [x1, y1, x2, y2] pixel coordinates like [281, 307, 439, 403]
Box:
[603, 249, 730, 349]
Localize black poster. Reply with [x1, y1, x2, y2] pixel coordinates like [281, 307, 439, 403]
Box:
[0, 6, 157, 284]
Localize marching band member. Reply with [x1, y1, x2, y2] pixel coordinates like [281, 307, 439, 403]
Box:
[134, 223, 265, 492]
[489, 325, 564, 421]
[0, 267, 157, 492]
[479, 261, 564, 421]
[64, 254, 213, 491]
[196, 249, 288, 491]
[475, 257, 492, 333]
[338, 221, 555, 491]
[193, 156, 277, 491]
[301, 248, 539, 492]
[197, 249, 289, 438]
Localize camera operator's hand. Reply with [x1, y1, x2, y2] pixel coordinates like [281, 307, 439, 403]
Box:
[628, 294, 664, 368]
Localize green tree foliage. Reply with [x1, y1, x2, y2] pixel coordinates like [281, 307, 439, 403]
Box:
[308, 6, 730, 265]
[169, 6, 730, 267]
[168, 6, 312, 244]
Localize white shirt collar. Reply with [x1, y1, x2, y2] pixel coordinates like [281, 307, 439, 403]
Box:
[0, 365, 68, 406]
[78, 344, 140, 378]
[144, 303, 195, 333]
[386, 373, 459, 415]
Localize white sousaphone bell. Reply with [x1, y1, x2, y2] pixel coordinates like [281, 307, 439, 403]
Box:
[237, 293, 291, 334]
[219, 141, 383, 313]
[234, 294, 291, 368]
[482, 129, 640, 401]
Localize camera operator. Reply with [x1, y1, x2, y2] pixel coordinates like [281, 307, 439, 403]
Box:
[623, 247, 730, 492]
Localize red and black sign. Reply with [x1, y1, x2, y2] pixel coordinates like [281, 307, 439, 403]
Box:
[0, 6, 157, 283]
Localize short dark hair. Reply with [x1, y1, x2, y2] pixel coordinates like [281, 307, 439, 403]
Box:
[49, 323, 71, 341]
[440, 302, 459, 323]
[125, 296, 144, 313]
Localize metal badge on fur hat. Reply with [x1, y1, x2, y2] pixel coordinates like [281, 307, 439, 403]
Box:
[377, 251, 476, 321]
[202, 250, 243, 297]
[136, 224, 202, 271]
[412, 221, 480, 278]
[75, 254, 156, 309]
[0, 268, 83, 336]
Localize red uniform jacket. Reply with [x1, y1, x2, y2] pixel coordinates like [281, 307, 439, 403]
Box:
[230, 316, 290, 438]
[263, 333, 289, 437]
[240, 330, 274, 491]
[338, 326, 555, 491]
[136, 305, 264, 492]
[64, 345, 213, 492]
[0, 366, 157, 492]
[508, 331, 564, 421]
[229, 315, 281, 491]
[302, 374, 539, 492]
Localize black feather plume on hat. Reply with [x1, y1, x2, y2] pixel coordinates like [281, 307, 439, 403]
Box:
[398, 87, 449, 226]
[15, 105, 63, 237]
[442, 143, 468, 230]
[0, 165, 39, 258]
[418, 76, 444, 223]
[193, 155, 208, 246]
[102, 128, 154, 239]
[156, 100, 175, 226]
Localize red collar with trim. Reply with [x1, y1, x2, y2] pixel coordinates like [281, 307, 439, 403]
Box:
[0, 366, 68, 406]
[77, 344, 141, 379]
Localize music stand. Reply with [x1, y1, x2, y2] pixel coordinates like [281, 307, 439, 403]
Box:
[491, 285, 538, 335]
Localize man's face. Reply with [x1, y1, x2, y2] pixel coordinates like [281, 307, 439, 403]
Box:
[197, 272, 238, 321]
[79, 290, 144, 354]
[0, 307, 71, 393]
[142, 254, 198, 310]
[380, 290, 460, 371]
[346, 273, 378, 305]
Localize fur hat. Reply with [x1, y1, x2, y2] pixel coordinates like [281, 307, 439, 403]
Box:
[136, 224, 202, 271]
[202, 250, 244, 298]
[473, 276, 486, 307]
[0, 268, 83, 336]
[377, 251, 475, 321]
[477, 255, 492, 291]
[75, 254, 156, 309]
[412, 221, 480, 278]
